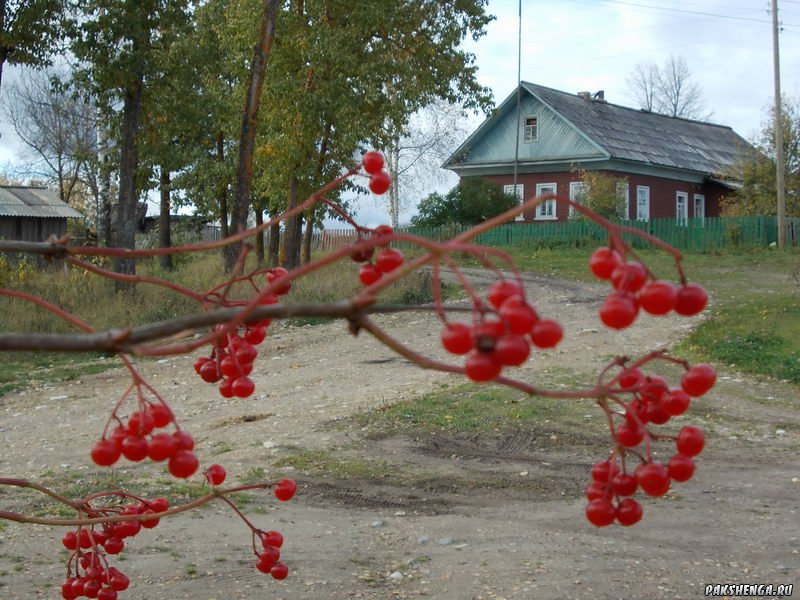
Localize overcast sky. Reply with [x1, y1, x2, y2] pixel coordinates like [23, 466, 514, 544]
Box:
[2, 0, 799, 226]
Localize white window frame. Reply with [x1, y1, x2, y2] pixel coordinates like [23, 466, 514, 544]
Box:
[676, 191, 689, 226]
[535, 183, 557, 220]
[636, 185, 650, 222]
[694, 194, 706, 223]
[616, 182, 630, 220]
[569, 181, 588, 219]
[523, 116, 538, 143]
[504, 184, 525, 221]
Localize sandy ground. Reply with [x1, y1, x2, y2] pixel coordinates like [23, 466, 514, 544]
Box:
[0, 270, 798, 599]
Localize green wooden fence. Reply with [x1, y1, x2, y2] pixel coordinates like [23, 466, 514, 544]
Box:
[395, 216, 800, 252]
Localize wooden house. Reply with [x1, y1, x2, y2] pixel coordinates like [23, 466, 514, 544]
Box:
[0, 186, 84, 242]
[443, 82, 757, 224]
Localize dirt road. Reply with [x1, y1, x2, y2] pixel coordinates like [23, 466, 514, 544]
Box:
[1, 270, 798, 599]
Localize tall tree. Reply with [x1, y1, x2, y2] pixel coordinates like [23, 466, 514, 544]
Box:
[627, 55, 708, 120]
[68, 0, 192, 275]
[0, 0, 62, 95]
[2, 70, 96, 206]
[726, 98, 800, 217]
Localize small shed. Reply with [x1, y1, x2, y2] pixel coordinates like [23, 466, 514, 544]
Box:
[0, 186, 84, 242]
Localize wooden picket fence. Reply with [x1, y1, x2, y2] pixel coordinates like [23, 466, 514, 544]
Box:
[318, 216, 800, 253]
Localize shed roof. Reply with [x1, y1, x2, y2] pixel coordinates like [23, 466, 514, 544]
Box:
[520, 82, 755, 174]
[0, 186, 84, 218]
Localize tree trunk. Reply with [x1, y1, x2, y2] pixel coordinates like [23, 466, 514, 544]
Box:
[280, 174, 302, 269]
[387, 132, 401, 228]
[97, 111, 112, 247]
[254, 208, 265, 265]
[159, 167, 173, 270]
[227, 0, 279, 272]
[216, 131, 229, 239]
[301, 207, 313, 264]
[114, 71, 144, 276]
[268, 221, 280, 267]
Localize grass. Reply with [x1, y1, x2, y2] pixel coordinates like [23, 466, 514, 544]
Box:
[0, 352, 116, 396]
[273, 448, 398, 479]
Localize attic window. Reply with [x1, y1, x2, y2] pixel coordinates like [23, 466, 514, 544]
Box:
[523, 117, 538, 143]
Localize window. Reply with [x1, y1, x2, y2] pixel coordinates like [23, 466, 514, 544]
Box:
[523, 117, 538, 143]
[504, 184, 525, 221]
[694, 194, 705, 223]
[535, 183, 557, 220]
[676, 191, 689, 226]
[569, 181, 588, 218]
[616, 182, 630, 220]
[636, 186, 650, 222]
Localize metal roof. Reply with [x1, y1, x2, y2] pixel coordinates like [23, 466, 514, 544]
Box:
[520, 82, 756, 174]
[0, 186, 84, 218]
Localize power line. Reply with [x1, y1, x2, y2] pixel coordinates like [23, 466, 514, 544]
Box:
[570, 0, 800, 27]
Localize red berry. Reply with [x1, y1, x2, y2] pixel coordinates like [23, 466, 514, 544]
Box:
[585, 499, 615, 526]
[274, 478, 297, 502]
[220, 356, 240, 378]
[173, 430, 195, 451]
[267, 267, 292, 295]
[591, 460, 619, 483]
[611, 262, 648, 292]
[646, 401, 671, 425]
[219, 378, 235, 398]
[372, 224, 393, 246]
[83, 580, 101, 598]
[262, 530, 284, 549]
[493, 334, 530, 366]
[464, 352, 502, 382]
[585, 481, 610, 501]
[245, 326, 267, 345]
[206, 463, 227, 486]
[611, 473, 638, 497]
[362, 151, 385, 174]
[441, 323, 474, 355]
[358, 263, 382, 286]
[120, 435, 149, 462]
[139, 508, 160, 529]
[349, 245, 374, 263]
[128, 411, 155, 435]
[108, 572, 129, 592]
[640, 375, 668, 403]
[674, 283, 708, 316]
[589, 247, 622, 279]
[615, 422, 645, 447]
[103, 537, 124, 555]
[676, 425, 705, 457]
[638, 280, 677, 315]
[530, 319, 562, 348]
[270, 563, 289, 580]
[636, 462, 670, 496]
[375, 248, 404, 273]
[681, 363, 716, 397]
[615, 498, 643, 526]
[97, 587, 118, 600]
[149, 403, 173, 428]
[498, 295, 538, 334]
[168, 450, 199, 479]
[149, 497, 169, 513]
[662, 388, 691, 416]
[487, 279, 523, 308]
[147, 432, 178, 462]
[599, 292, 639, 329]
[62, 531, 78, 550]
[91, 439, 121, 467]
[256, 546, 280, 572]
[199, 360, 222, 383]
[618, 367, 643, 389]
[668, 454, 696, 482]
[231, 376, 255, 398]
[62, 578, 78, 600]
[193, 357, 209, 375]
[369, 170, 392, 195]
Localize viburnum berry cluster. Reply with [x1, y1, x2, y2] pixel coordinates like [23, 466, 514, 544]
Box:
[585, 359, 715, 527]
[590, 246, 709, 329]
[0, 149, 721, 594]
[193, 267, 292, 399]
[439, 278, 563, 382]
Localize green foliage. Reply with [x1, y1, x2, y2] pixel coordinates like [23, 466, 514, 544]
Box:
[573, 170, 628, 220]
[411, 178, 519, 227]
[0, 0, 62, 74]
[726, 97, 800, 217]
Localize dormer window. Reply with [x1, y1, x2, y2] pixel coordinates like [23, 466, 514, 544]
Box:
[523, 117, 538, 143]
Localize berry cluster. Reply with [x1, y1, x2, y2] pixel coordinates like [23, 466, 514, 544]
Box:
[590, 247, 709, 329]
[194, 267, 292, 399]
[440, 278, 563, 382]
[352, 224, 406, 286]
[362, 150, 392, 195]
[585, 361, 715, 527]
[255, 529, 289, 580]
[59, 496, 168, 599]
[90, 401, 199, 479]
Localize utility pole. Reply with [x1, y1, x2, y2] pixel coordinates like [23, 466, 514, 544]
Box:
[772, 0, 786, 248]
[512, 0, 522, 217]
